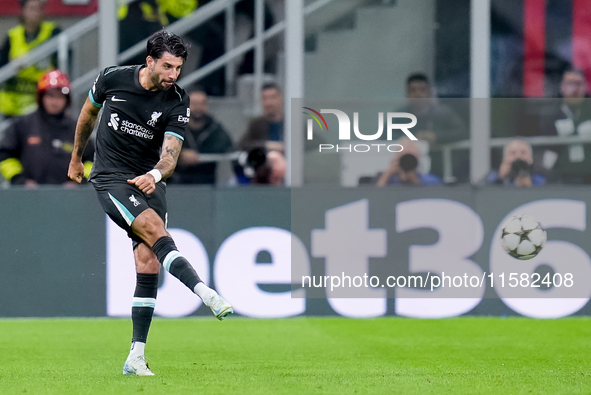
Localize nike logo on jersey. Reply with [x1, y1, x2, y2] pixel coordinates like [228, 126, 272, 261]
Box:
[111, 96, 126, 102]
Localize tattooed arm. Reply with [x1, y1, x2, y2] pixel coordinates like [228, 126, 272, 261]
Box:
[154, 134, 182, 179]
[127, 133, 183, 194]
[68, 97, 100, 183]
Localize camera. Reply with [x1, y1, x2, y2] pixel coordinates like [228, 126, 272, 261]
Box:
[399, 153, 419, 172]
[509, 159, 531, 180]
[238, 147, 267, 177]
[234, 147, 274, 184]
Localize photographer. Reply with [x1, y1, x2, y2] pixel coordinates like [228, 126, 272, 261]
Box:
[233, 147, 286, 186]
[487, 139, 545, 187]
[377, 137, 442, 186]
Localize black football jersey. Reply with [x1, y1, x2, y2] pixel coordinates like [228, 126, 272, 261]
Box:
[88, 65, 190, 178]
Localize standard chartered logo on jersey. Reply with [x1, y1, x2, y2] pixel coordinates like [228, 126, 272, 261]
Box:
[107, 113, 119, 130]
[108, 112, 154, 140]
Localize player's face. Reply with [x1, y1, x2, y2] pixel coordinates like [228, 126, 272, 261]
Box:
[147, 52, 184, 91]
[42, 88, 67, 115]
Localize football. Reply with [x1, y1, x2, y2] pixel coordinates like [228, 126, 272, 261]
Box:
[501, 215, 547, 260]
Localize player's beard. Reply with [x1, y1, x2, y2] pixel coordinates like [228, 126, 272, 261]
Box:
[150, 72, 173, 91]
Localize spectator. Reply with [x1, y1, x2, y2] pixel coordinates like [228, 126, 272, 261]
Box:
[253, 150, 286, 185]
[390, 73, 467, 181]
[158, 0, 198, 25]
[194, 0, 276, 96]
[173, 89, 233, 184]
[0, 0, 61, 117]
[538, 67, 591, 183]
[376, 137, 442, 186]
[118, 0, 163, 65]
[239, 82, 284, 153]
[118, 0, 197, 66]
[0, 70, 93, 186]
[401, 73, 466, 145]
[233, 147, 285, 186]
[486, 139, 545, 187]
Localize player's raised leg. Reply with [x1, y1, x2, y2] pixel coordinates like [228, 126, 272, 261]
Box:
[132, 209, 233, 320]
[123, 243, 159, 376]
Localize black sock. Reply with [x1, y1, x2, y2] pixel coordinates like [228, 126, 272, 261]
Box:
[131, 273, 158, 343]
[152, 236, 202, 291]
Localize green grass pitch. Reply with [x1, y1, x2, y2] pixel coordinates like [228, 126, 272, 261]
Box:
[1, 316, 591, 394]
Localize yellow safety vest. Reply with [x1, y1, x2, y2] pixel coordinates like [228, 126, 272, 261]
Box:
[158, 0, 197, 21]
[0, 21, 56, 117]
[118, 0, 197, 26]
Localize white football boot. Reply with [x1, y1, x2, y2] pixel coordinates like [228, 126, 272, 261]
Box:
[208, 294, 233, 320]
[123, 355, 155, 376]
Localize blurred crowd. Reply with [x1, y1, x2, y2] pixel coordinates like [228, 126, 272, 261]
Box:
[373, 67, 591, 188]
[1, 0, 591, 189]
[0, 0, 285, 188]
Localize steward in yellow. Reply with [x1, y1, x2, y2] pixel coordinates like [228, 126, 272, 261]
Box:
[117, 0, 197, 65]
[0, 0, 61, 117]
[0, 70, 93, 186]
[118, 0, 197, 28]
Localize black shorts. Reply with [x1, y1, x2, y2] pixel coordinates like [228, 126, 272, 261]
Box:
[91, 174, 167, 245]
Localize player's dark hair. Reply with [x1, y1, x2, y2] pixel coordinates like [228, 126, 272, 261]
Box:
[406, 73, 430, 86]
[262, 82, 282, 94]
[146, 30, 188, 61]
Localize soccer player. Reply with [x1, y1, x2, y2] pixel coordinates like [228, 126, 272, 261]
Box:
[67, 30, 233, 376]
